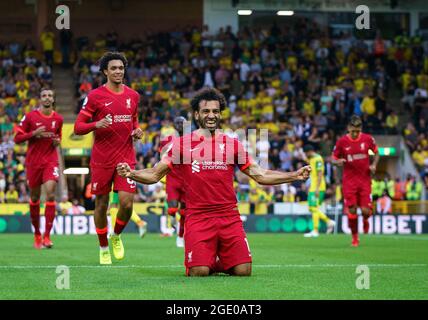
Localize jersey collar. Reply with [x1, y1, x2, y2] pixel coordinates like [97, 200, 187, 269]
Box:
[346, 133, 362, 142]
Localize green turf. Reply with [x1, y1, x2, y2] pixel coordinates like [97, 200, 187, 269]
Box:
[0, 233, 427, 299]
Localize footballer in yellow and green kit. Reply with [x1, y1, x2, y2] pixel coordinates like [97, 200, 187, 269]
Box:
[303, 145, 335, 237]
[109, 191, 147, 238]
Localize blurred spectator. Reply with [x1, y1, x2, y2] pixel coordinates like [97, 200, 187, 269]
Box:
[152, 183, 166, 203]
[83, 181, 95, 210]
[406, 176, 423, 200]
[40, 26, 55, 66]
[393, 177, 406, 200]
[5, 184, 18, 203]
[377, 191, 392, 214]
[385, 110, 398, 134]
[59, 29, 73, 67]
[67, 199, 86, 215]
[59, 196, 73, 215]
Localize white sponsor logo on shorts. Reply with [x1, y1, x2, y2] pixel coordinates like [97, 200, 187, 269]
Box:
[188, 251, 193, 263]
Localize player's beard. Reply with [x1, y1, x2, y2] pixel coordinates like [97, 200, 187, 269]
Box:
[199, 117, 220, 132]
[42, 100, 53, 108]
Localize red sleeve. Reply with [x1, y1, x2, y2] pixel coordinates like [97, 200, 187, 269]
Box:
[14, 114, 34, 144]
[74, 112, 97, 135]
[234, 139, 253, 171]
[332, 139, 343, 160]
[368, 135, 378, 153]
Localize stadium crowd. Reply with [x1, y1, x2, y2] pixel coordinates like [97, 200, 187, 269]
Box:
[0, 18, 427, 206]
[0, 39, 52, 204]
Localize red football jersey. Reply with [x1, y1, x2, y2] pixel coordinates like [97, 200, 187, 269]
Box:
[79, 84, 139, 168]
[16, 109, 63, 167]
[332, 133, 378, 184]
[162, 131, 252, 217]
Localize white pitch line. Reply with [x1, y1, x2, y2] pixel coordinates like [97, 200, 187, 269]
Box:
[0, 264, 426, 269]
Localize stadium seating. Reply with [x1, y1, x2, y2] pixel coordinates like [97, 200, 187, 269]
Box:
[1, 19, 427, 206]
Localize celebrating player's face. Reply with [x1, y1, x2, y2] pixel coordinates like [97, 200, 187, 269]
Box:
[348, 125, 362, 140]
[40, 90, 54, 108]
[105, 59, 125, 84]
[195, 100, 221, 132]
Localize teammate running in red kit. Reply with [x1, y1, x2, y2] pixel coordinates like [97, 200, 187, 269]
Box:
[159, 116, 188, 247]
[14, 88, 63, 249]
[74, 52, 143, 265]
[332, 115, 380, 247]
[117, 87, 311, 276]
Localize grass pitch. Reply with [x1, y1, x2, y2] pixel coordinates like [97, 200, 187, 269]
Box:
[0, 233, 427, 300]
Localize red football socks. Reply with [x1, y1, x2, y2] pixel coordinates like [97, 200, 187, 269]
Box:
[96, 226, 108, 247]
[44, 201, 56, 237]
[30, 200, 41, 236]
[348, 213, 358, 236]
[114, 217, 128, 235]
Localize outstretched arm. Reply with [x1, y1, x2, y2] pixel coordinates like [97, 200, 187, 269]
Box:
[242, 162, 311, 185]
[116, 161, 171, 185]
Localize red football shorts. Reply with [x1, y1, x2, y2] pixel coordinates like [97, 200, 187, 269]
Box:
[90, 165, 136, 195]
[27, 164, 59, 188]
[184, 213, 252, 273]
[343, 181, 372, 209]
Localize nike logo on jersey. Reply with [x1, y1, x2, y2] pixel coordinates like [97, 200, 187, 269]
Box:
[105, 102, 113, 106]
[345, 147, 351, 151]
[36, 122, 42, 126]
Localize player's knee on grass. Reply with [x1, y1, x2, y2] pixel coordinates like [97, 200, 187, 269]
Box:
[188, 266, 210, 277]
[229, 263, 252, 276]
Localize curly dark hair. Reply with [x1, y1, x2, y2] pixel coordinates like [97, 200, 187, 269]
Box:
[349, 115, 363, 127]
[190, 87, 227, 112]
[98, 51, 128, 73]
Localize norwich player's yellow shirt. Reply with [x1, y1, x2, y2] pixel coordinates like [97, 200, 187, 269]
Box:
[309, 154, 326, 192]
